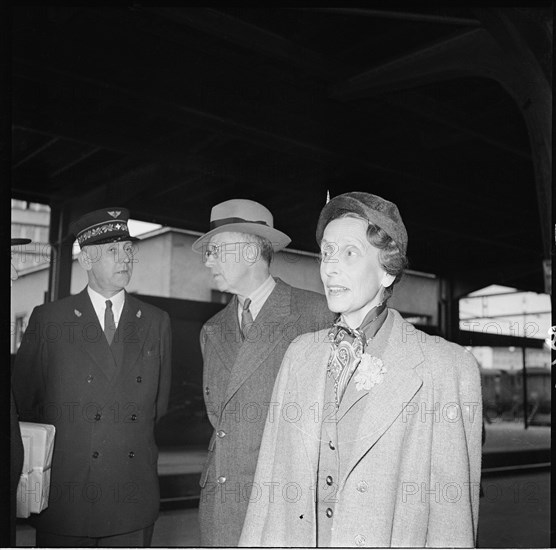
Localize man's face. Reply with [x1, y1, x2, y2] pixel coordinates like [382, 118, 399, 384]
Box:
[81, 241, 135, 296]
[203, 231, 254, 295]
[320, 217, 394, 328]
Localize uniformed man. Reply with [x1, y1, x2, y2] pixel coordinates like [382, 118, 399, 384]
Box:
[192, 199, 334, 546]
[12, 207, 172, 547]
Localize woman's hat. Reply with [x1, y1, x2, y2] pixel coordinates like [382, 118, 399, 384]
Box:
[192, 199, 291, 253]
[316, 192, 408, 255]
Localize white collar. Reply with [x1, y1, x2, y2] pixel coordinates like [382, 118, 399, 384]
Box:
[87, 286, 126, 328]
[237, 275, 276, 322]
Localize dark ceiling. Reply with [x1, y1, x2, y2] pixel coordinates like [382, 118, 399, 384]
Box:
[10, 6, 552, 294]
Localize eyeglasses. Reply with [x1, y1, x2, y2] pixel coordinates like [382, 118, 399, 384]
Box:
[204, 243, 220, 261]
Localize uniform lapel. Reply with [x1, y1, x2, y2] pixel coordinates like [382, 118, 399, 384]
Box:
[223, 280, 301, 407]
[75, 288, 117, 381]
[339, 311, 424, 488]
[117, 293, 148, 377]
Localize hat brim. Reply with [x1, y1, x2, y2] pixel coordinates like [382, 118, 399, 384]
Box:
[11, 238, 31, 246]
[192, 223, 291, 253]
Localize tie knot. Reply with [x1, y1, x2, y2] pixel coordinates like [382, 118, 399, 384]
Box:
[106, 300, 113, 309]
[242, 298, 252, 312]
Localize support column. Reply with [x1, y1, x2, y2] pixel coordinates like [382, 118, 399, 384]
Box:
[47, 201, 73, 302]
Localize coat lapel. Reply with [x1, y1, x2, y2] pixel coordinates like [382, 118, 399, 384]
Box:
[294, 332, 331, 481]
[74, 289, 118, 380]
[224, 280, 300, 407]
[116, 293, 148, 377]
[339, 311, 424, 488]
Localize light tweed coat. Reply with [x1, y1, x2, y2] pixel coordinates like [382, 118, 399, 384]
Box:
[198, 278, 334, 546]
[239, 309, 483, 548]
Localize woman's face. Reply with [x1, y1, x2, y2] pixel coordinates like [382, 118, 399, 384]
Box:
[320, 217, 394, 328]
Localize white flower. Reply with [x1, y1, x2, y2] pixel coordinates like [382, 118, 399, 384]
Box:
[136, 309, 142, 318]
[74, 309, 82, 317]
[354, 354, 387, 391]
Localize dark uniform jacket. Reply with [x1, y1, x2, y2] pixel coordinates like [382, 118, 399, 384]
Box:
[12, 288, 172, 538]
[198, 278, 334, 546]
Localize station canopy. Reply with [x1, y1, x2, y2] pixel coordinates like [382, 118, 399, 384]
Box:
[11, 7, 551, 294]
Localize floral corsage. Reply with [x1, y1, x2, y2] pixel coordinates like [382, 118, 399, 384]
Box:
[354, 354, 387, 391]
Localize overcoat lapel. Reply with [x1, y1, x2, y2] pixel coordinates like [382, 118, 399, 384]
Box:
[205, 297, 243, 375]
[115, 293, 148, 378]
[339, 311, 424, 488]
[294, 333, 331, 478]
[223, 281, 300, 407]
[75, 289, 117, 381]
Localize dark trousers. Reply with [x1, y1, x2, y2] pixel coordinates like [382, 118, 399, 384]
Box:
[35, 524, 154, 547]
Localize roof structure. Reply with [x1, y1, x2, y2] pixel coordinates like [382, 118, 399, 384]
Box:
[11, 6, 552, 294]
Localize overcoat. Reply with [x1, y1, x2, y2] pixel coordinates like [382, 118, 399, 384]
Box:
[12, 288, 172, 537]
[198, 278, 334, 546]
[239, 309, 483, 548]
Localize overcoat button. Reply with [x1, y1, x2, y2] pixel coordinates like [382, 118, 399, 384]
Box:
[217, 476, 226, 484]
[129, 451, 135, 458]
[92, 451, 99, 459]
[205, 386, 210, 395]
[326, 475, 333, 486]
[329, 441, 335, 450]
[355, 534, 366, 546]
[216, 430, 226, 438]
[136, 376, 142, 383]
[326, 508, 333, 518]
[356, 481, 369, 493]
[131, 414, 137, 421]
[87, 375, 93, 383]
[94, 413, 101, 421]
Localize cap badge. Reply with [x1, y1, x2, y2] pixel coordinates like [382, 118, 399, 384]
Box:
[108, 210, 121, 218]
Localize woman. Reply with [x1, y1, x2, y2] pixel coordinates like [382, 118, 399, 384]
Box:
[239, 192, 482, 548]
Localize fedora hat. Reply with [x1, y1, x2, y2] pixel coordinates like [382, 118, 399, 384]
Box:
[192, 199, 291, 253]
[70, 207, 140, 248]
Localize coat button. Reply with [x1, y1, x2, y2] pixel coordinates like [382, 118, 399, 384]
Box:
[128, 451, 135, 458]
[205, 386, 210, 395]
[326, 508, 333, 518]
[217, 476, 226, 484]
[87, 375, 94, 383]
[94, 413, 101, 421]
[92, 451, 99, 459]
[329, 441, 335, 450]
[355, 534, 366, 546]
[357, 481, 369, 493]
[131, 414, 137, 421]
[326, 475, 333, 486]
[216, 430, 226, 438]
[136, 376, 142, 383]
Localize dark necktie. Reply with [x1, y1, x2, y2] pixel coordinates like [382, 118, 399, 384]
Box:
[241, 298, 253, 340]
[104, 299, 116, 346]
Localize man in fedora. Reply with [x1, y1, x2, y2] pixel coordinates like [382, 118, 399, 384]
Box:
[12, 208, 172, 547]
[192, 199, 334, 546]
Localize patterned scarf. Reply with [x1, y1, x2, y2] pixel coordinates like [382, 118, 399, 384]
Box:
[327, 302, 387, 405]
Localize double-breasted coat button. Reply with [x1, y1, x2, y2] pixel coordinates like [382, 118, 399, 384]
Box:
[326, 508, 333, 518]
[92, 451, 99, 459]
[217, 476, 226, 484]
[205, 386, 210, 396]
[87, 375, 94, 383]
[128, 451, 135, 458]
[355, 534, 366, 546]
[131, 414, 137, 421]
[326, 475, 333, 486]
[94, 413, 101, 421]
[136, 376, 142, 383]
[328, 441, 335, 450]
[216, 430, 226, 438]
[356, 481, 369, 493]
